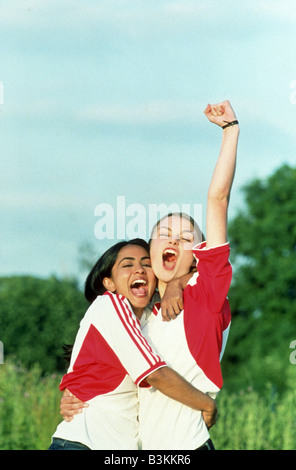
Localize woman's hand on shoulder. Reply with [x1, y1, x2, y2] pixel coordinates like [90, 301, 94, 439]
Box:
[161, 278, 184, 322]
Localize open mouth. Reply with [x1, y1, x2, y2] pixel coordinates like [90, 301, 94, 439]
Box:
[130, 279, 148, 297]
[162, 248, 178, 270]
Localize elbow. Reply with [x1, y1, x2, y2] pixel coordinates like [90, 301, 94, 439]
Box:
[207, 191, 230, 207]
[145, 367, 167, 388]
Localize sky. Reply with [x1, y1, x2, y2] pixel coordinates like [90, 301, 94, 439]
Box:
[1, 0, 296, 284]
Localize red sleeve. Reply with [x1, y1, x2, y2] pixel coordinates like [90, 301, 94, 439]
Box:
[186, 242, 232, 314]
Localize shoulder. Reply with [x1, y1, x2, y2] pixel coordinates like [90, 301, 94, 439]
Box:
[192, 241, 231, 271]
[193, 241, 230, 258]
[86, 292, 130, 320]
[83, 292, 139, 335]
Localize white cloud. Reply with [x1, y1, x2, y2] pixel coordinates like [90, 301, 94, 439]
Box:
[1, 0, 296, 27]
[254, 1, 296, 23]
[2, 0, 295, 45]
[0, 190, 87, 211]
[0, 0, 59, 26]
[163, 1, 215, 17]
[78, 101, 204, 125]
[0, 0, 153, 27]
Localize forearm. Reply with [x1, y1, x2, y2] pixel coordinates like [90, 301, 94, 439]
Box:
[146, 367, 215, 413]
[207, 125, 239, 202]
[168, 272, 194, 291]
[160, 272, 195, 321]
[206, 124, 239, 247]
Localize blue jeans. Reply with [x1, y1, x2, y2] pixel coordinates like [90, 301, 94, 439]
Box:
[196, 438, 215, 450]
[49, 438, 90, 450]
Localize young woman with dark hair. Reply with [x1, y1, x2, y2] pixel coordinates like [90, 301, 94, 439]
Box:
[84, 238, 151, 303]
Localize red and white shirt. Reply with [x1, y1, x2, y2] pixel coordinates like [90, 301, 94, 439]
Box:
[139, 242, 232, 450]
[52, 291, 166, 450]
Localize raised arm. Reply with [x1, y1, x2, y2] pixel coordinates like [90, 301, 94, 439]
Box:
[204, 100, 239, 248]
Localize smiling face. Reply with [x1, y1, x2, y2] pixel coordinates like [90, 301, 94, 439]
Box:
[150, 214, 201, 295]
[103, 244, 156, 318]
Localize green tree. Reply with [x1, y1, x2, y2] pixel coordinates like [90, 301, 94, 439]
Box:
[223, 164, 296, 393]
[0, 275, 88, 373]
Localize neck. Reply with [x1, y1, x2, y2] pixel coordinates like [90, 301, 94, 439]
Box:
[133, 308, 144, 319]
[158, 280, 167, 298]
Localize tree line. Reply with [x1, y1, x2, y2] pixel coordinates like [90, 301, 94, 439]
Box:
[1, 164, 295, 394]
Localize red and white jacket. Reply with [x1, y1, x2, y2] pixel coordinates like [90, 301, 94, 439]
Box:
[52, 291, 166, 450]
[139, 242, 232, 450]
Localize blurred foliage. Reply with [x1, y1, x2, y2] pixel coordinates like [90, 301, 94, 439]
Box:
[0, 163, 295, 395]
[223, 164, 296, 393]
[0, 163, 296, 450]
[0, 361, 61, 450]
[0, 275, 88, 373]
[211, 381, 296, 450]
[1, 360, 295, 450]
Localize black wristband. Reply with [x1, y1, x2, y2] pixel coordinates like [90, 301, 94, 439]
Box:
[222, 120, 239, 129]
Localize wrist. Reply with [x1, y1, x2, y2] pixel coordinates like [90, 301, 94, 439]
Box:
[222, 122, 239, 134]
[172, 273, 192, 290]
[204, 395, 216, 413]
[222, 124, 240, 140]
[167, 277, 182, 288]
[222, 120, 239, 130]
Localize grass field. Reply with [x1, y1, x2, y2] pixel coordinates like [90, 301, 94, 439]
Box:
[0, 360, 295, 450]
